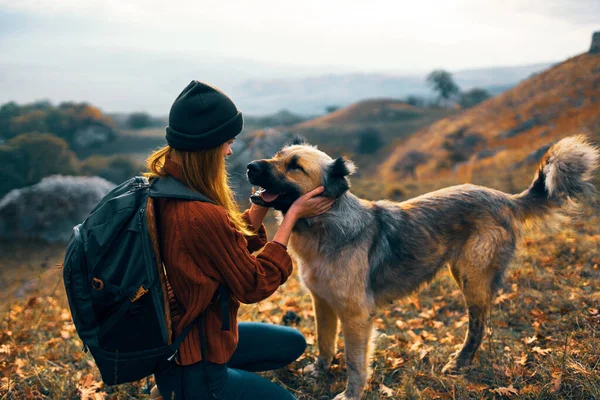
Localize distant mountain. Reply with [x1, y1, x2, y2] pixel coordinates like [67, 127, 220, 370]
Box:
[230, 62, 552, 115]
[0, 45, 552, 116]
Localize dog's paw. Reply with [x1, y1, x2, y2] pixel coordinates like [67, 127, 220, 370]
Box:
[441, 358, 470, 375]
[304, 356, 332, 378]
[303, 361, 330, 378]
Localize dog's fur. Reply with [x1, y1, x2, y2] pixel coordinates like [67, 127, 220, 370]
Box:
[247, 135, 598, 400]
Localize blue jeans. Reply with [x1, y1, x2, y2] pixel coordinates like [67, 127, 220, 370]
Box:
[154, 322, 307, 399]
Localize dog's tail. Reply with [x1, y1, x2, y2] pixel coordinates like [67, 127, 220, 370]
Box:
[514, 135, 599, 223]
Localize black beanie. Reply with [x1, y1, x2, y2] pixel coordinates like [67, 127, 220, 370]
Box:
[165, 80, 243, 151]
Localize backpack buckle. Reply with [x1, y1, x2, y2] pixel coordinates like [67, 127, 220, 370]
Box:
[130, 285, 148, 302]
[92, 277, 104, 290]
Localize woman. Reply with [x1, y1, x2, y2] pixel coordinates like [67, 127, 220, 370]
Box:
[147, 81, 334, 399]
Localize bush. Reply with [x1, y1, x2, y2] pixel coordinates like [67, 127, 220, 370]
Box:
[405, 95, 426, 107]
[355, 127, 384, 154]
[384, 184, 407, 200]
[127, 112, 153, 129]
[0, 101, 117, 149]
[459, 88, 491, 109]
[80, 155, 143, 184]
[440, 128, 486, 166]
[0, 132, 80, 198]
[393, 150, 429, 179]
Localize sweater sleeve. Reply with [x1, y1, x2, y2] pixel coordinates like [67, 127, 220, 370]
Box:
[181, 202, 293, 304]
[241, 209, 268, 253]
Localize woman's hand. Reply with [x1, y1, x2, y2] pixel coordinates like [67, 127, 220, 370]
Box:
[272, 187, 335, 248]
[288, 186, 335, 220]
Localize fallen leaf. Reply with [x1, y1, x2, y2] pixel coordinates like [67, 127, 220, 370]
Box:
[15, 358, 27, 378]
[466, 383, 489, 393]
[532, 347, 552, 356]
[516, 354, 528, 366]
[523, 335, 537, 344]
[380, 384, 395, 397]
[552, 373, 561, 393]
[490, 385, 519, 396]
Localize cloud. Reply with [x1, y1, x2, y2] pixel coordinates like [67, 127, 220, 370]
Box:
[517, 0, 600, 25]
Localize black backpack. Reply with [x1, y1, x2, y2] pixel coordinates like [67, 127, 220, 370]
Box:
[63, 176, 225, 385]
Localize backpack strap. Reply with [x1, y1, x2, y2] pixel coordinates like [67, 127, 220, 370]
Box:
[149, 176, 215, 203]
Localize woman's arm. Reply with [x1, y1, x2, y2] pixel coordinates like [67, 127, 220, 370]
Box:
[246, 203, 269, 232]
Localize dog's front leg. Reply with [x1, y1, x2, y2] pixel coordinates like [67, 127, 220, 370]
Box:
[334, 314, 372, 400]
[311, 292, 338, 375]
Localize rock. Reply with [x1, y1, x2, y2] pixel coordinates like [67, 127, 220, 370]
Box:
[73, 122, 118, 148]
[590, 31, 600, 54]
[0, 175, 116, 243]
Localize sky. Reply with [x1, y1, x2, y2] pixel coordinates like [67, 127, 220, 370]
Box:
[1, 0, 598, 72]
[0, 0, 598, 114]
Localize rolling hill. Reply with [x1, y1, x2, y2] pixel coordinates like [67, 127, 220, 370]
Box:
[288, 99, 456, 174]
[375, 52, 600, 193]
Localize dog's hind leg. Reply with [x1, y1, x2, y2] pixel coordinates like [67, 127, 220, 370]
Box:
[443, 256, 497, 372]
[311, 292, 339, 375]
[443, 227, 514, 374]
[334, 311, 373, 400]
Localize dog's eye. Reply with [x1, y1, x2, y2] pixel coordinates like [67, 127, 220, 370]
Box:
[287, 163, 302, 171]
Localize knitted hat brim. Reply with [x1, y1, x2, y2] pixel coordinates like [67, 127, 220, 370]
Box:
[166, 111, 243, 151]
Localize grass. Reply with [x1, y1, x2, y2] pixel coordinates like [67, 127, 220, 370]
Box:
[1, 200, 599, 399]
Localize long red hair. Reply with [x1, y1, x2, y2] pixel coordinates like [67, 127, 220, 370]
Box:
[144, 145, 252, 236]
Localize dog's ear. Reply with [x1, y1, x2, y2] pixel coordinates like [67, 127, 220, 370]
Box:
[330, 157, 356, 177]
[287, 135, 307, 146]
[323, 157, 356, 198]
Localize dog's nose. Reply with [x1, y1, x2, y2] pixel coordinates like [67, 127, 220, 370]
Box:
[247, 161, 263, 174]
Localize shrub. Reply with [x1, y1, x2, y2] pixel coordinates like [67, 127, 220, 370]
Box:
[80, 155, 143, 184]
[127, 112, 153, 129]
[459, 88, 491, 109]
[393, 150, 429, 179]
[0, 101, 117, 149]
[0, 132, 80, 198]
[405, 95, 426, 107]
[355, 127, 384, 154]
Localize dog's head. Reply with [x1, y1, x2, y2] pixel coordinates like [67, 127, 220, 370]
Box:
[246, 141, 356, 212]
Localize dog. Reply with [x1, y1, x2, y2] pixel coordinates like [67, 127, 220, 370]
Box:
[246, 135, 598, 400]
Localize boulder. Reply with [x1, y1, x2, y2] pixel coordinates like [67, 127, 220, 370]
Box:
[0, 175, 115, 243]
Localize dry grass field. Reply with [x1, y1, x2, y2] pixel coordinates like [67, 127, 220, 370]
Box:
[1, 52, 599, 400]
[1, 167, 599, 399]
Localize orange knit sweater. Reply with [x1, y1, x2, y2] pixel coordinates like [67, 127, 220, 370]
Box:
[156, 157, 293, 365]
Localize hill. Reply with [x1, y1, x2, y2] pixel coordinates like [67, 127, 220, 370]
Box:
[288, 99, 456, 174]
[374, 53, 600, 195]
